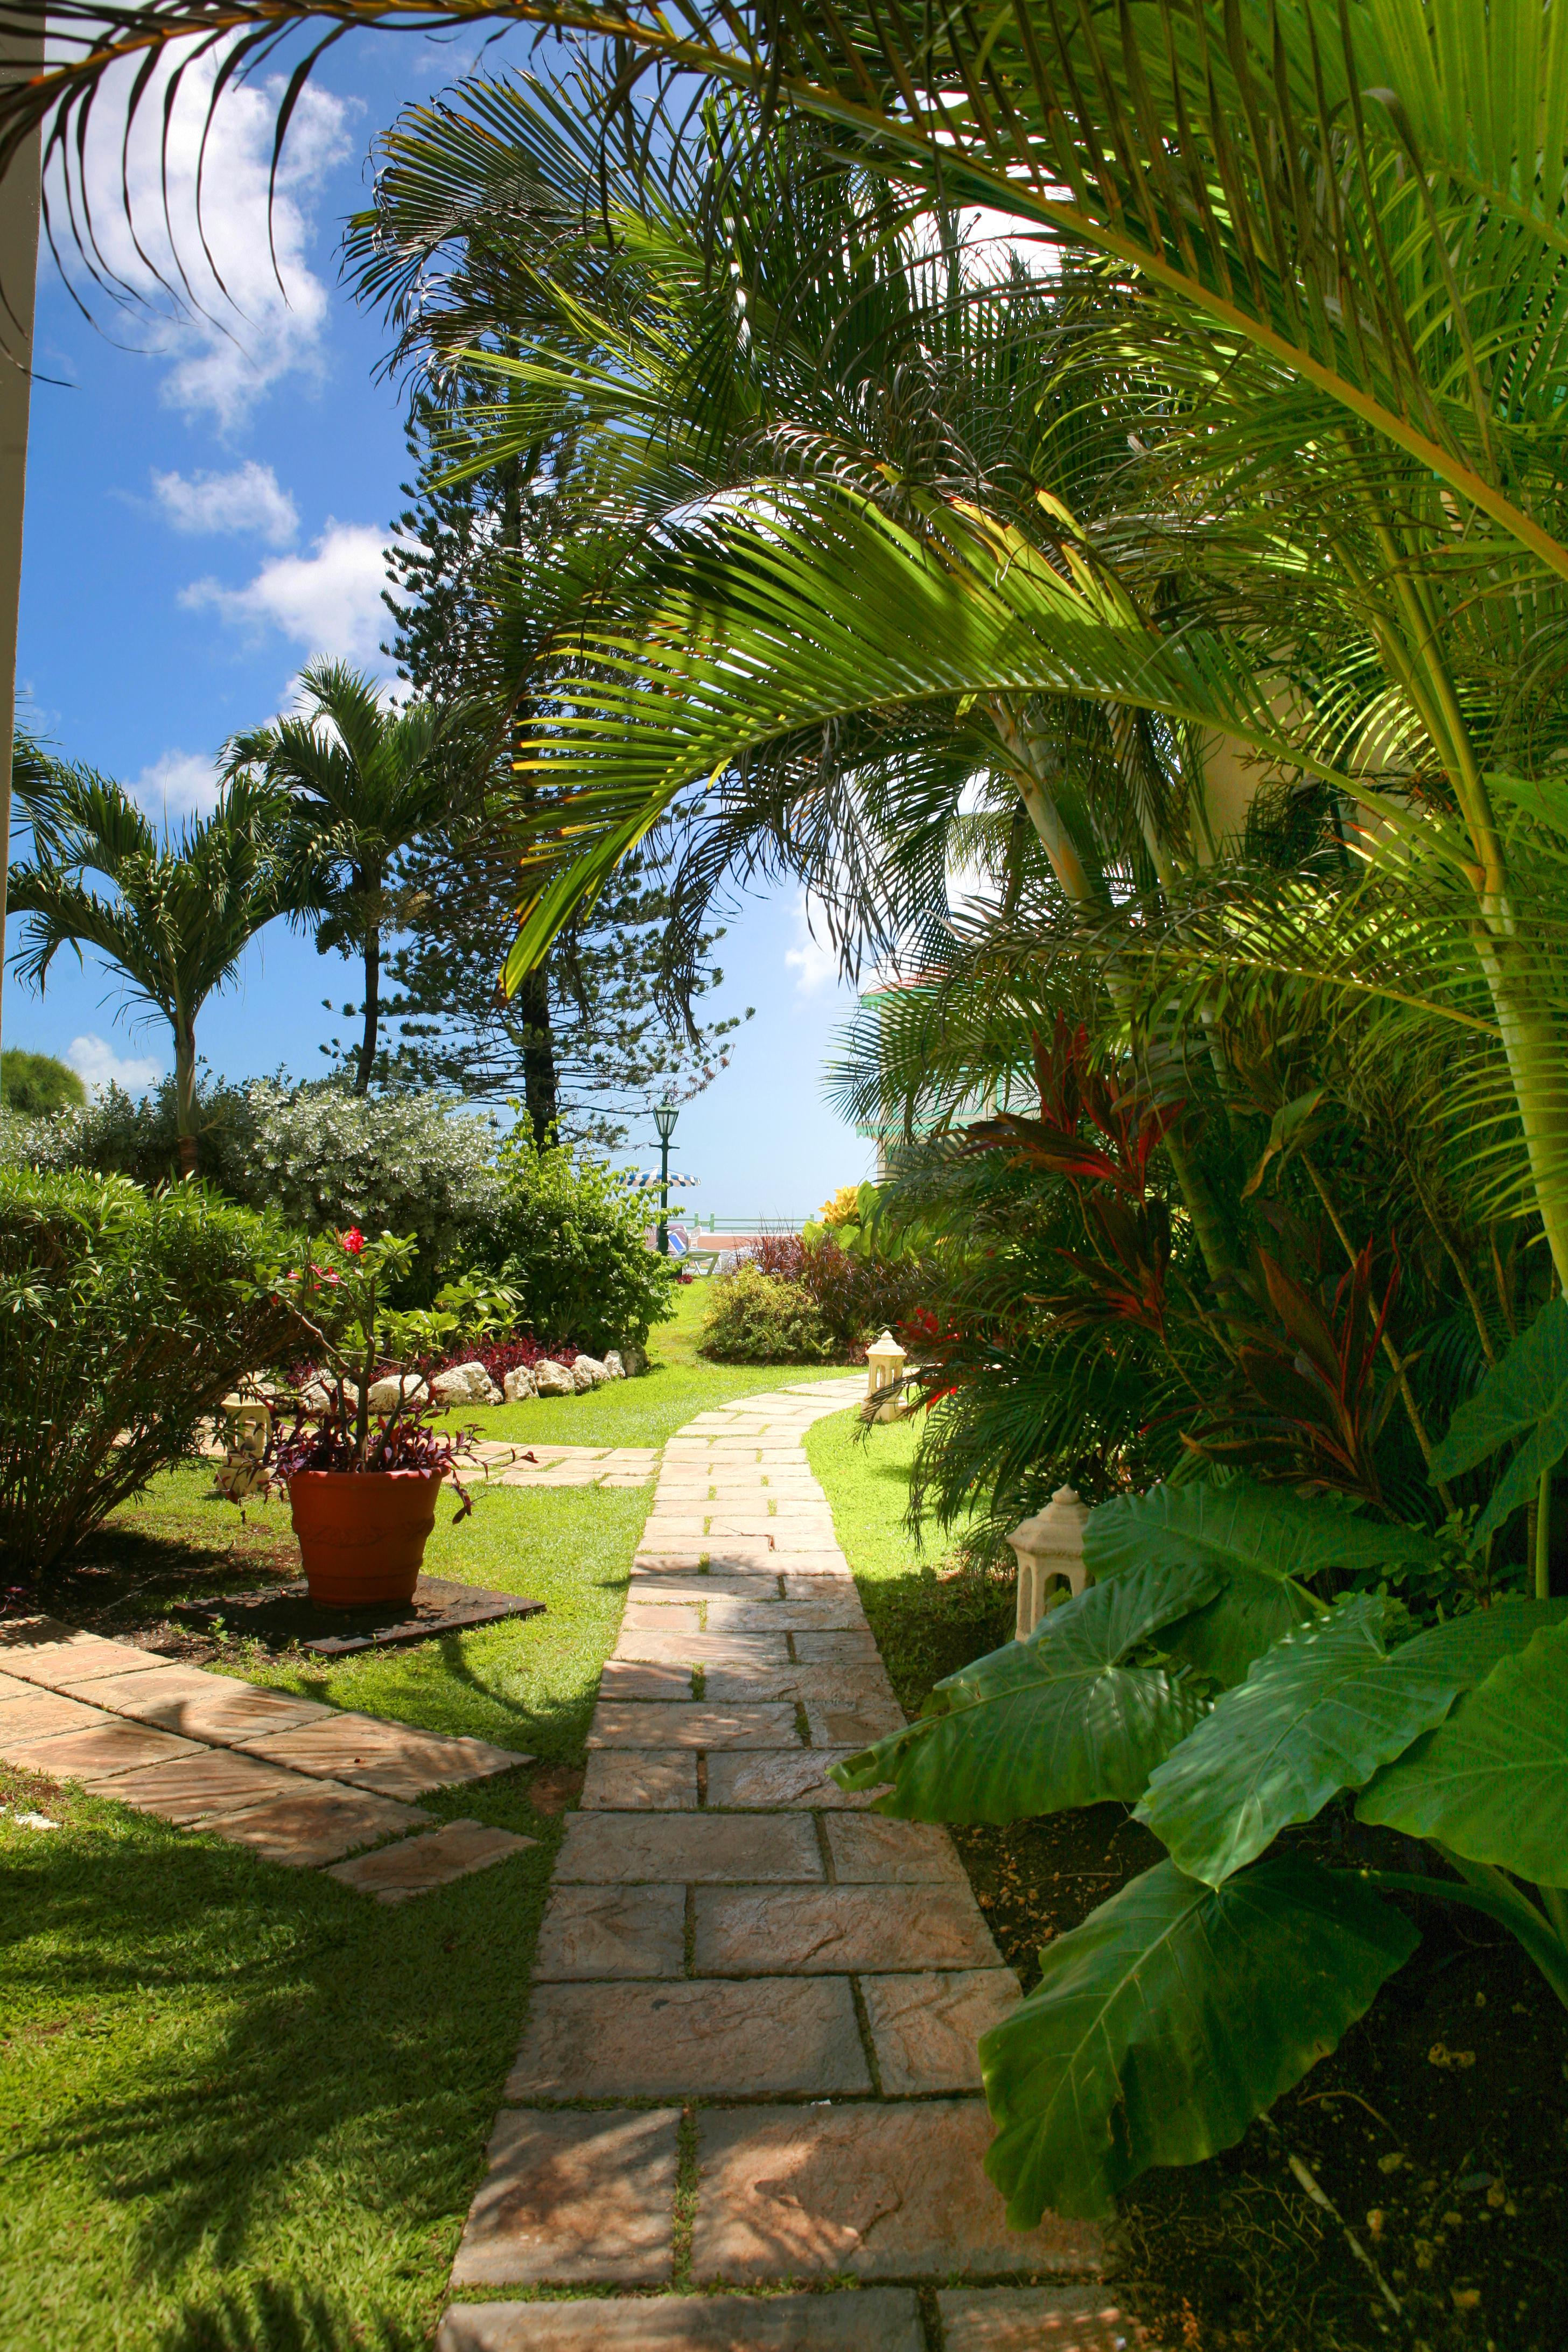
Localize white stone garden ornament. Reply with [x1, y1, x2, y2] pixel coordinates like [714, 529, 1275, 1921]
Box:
[1008, 1486, 1093, 1640]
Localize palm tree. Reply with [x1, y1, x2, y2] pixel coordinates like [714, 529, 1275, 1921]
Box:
[13, 2, 1568, 1257]
[231, 660, 467, 1095]
[6, 758, 293, 1177]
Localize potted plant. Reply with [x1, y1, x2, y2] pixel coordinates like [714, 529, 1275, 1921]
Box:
[272, 1227, 475, 1607]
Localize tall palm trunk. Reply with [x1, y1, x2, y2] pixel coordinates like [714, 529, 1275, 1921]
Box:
[355, 921, 380, 1096]
[174, 1011, 198, 1180]
[0, 27, 40, 1072]
[520, 960, 558, 1144]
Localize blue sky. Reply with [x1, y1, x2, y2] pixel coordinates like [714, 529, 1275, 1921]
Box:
[7, 33, 870, 1219]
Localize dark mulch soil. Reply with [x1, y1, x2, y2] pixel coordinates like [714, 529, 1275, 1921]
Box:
[3, 1482, 310, 1667]
[957, 1807, 1567, 2352]
[861, 1569, 1568, 2352]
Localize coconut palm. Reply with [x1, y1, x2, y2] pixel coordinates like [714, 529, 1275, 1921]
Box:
[6, 759, 293, 1177]
[230, 660, 469, 1095]
[15, 0, 1568, 1258]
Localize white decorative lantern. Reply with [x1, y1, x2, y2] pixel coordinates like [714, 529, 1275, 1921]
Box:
[215, 1395, 271, 1501]
[1009, 1486, 1092, 1640]
[865, 1330, 907, 1403]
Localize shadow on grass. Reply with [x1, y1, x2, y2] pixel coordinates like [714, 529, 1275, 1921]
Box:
[8, 1507, 301, 1632]
[161, 2281, 425, 2352]
[1, 1788, 555, 2300]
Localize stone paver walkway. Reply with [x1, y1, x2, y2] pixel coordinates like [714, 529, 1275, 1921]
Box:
[444, 1378, 1135, 2352]
[0, 1618, 536, 1893]
[463, 1442, 659, 1490]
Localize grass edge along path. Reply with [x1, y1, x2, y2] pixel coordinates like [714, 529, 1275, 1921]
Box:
[801, 1407, 1011, 1716]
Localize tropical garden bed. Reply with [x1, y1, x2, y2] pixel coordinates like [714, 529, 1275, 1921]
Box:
[808, 1410, 1568, 2352]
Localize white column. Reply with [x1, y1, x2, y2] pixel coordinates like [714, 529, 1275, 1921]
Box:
[0, 29, 41, 1063]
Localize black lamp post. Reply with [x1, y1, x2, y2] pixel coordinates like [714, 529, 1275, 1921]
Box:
[653, 1101, 678, 1255]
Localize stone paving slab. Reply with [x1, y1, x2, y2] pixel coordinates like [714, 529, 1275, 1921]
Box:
[937, 2289, 1165, 2350]
[692, 2102, 1104, 2283]
[764, 1556, 857, 1579]
[325, 1818, 537, 1902]
[0, 1683, 116, 1738]
[863, 1970, 1024, 2094]
[611, 1632, 792, 1670]
[624, 1577, 780, 1605]
[554, 1812, 823, 1883]
[1, 1613, 537, 1889]
[506, 1977, 871, 2099]
[694, 1886, 1002, 1976]
[702, 1661, 895, 1706]
[597, 1660, 695, 1701]
[236, 1715, 532, 1799]
[0, 1613, 81, 1657]
[824, 1815, 970, 1884]
[437, 2291, 925, 2351]
[451, 2108, 681, 2286]
[103, 1677, 337, 1745]
[703, 1600, 868, 1634]
[703, 1520, 840, 1545]
[804, 1698, 906, 1748]
[792, 1630, 881, 1663]
[50, 1663, 217, 1713]
[0, 1718, 205, 1782]
[581, 1750, 699, 1809]
[104, 1746, 323, 1825]
[620, 1602, 705, 1635]
[704, 1749, 871, 1810]
[531, 1885, 686, 1980]
[0, 1633, 179, 1688]
[588, 1702, 800, 1750]
[197, 1784, 436, 1867]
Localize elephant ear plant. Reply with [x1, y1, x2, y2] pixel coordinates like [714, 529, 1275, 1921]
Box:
[833, 1317, 1568, 2226]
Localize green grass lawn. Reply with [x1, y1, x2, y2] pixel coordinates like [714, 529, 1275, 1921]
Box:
[802, 1408, 1011, 1714]
[0, 1284, 850, 2352]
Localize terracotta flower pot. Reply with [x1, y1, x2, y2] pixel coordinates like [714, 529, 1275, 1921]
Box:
[289, 1467, 445, 1608]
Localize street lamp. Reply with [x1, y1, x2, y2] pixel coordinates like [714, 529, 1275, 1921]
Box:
[653, 1101, 678, 1255]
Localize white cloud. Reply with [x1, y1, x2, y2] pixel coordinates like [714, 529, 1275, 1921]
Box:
[181, 522, 396, 671]
[52, 43, 350, 429]
[152, 461, 298, 545]
[131, 750, 222, 822]
[67, 1034, 163, 1100]
[785, 891, 845, 997]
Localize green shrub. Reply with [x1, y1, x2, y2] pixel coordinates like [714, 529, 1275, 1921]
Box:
[0, 1169, 304, 1573]
[0, 1073, 258, 1190]
[698, 1262, 839, 1363]
[0, 1049, 86, 1116]
[466, 1125, 674, 1354]
[747, 1230, 925, 1357]
[0, 1081, 501, 1293]
[241, 1083, 500, 1292]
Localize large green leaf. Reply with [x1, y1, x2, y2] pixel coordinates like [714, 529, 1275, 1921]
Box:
[1389, 1596, 1568, 1682]
[979, 1857, 1418, 2225]
[828, 1560, 1219, 1824]
[1082, 1480, 1440, 1688]
[1427, 1299, 1568, 1544]
[1356, 1619, 1568, 1886]
[1135, 1598, 1467, 1887]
